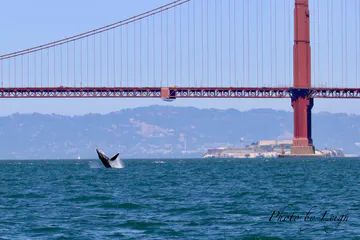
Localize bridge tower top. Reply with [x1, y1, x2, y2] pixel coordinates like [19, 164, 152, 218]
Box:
[294, 0, 311, 88]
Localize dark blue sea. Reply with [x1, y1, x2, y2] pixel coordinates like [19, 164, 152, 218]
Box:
[0, 158, 359, 239]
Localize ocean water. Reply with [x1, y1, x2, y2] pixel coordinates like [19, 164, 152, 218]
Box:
[0, 158, 359, 239]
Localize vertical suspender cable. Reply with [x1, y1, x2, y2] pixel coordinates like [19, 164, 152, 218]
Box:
[215, 0, 218, 86]
[139, 22, 142, 87]
[174, 6, 177, 86]
[21, 55, 24, 87]
[256, 0, 259, 87]
[317, 0, 320, 87]
[161, 12, 163, 86]
[81, 39, 83, 87]
[53, 46, 56, 87]
[34, 52, 37, 87]
[87, 37, 90, 87]
[8, 59, 10, 87]
[46, 48, 50, 87]
[14, 58, 17, 88]
[330, 0, 334, 87]
[201, 0, 204, 86]
[207, 0, 210, 87]
[134, 24, 136, 86]
[113, 30, 115, 87]
[356, 0, 359, 87]
[233, 0, 237, 86]
[327, 0, 330, 88]
[7, 59, 10, 87]
[180, 5, 182, 86]
[134, 25, 136, 86]
[47, 49, 49, 87]
[40, 50, 43, 87]
[345, 0, 347, 87]
[193, 0, 196, 87]
[74, 41, 76, 86]
[21, 55, 23, 87]
[229, 0, 232, 87]
[188, 1, 190, 87]
[60, 45, 62, 86]
[341, 0, 344, 87]
[67, 42, 69, 86]
[151, 18, 154, 87]
[220, 1, 224, 87]
[0, 60, 2, 87]
[166, 11, 169, 86]
[283, 0, 286, 86]
[153, 17, 155, 87]
[100, 34, 102, 87]
[28, 54, 30, 87]
[93, 35, 96, 87]
[358, 0, 360, 88]
[242, 0, 245, 87]
[126, 25, 129, 87]
[274, 0, 277, 87]
[261, 0, 264, 87]
[16, 57, 18, 87]
[289, 0, 291, 86]
[147, 18, 150, 87]
[270, 0, 273, 87]
[81, 39, 85, 87]
[311, 0, 316, 87]
[120, 27, 123, 87]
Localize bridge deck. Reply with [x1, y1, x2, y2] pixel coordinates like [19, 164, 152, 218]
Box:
[0, 87, 359, 99]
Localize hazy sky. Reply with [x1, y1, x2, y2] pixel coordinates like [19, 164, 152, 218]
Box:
[0, 0, 359, 115]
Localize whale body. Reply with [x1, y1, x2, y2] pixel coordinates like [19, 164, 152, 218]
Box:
[96, 149, 124, 168]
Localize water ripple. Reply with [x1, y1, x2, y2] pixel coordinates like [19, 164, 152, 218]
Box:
[0, 158, 359, 239]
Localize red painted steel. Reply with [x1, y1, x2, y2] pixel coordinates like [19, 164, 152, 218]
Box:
[0, 87, 360, 99]
[292, 0, 315, 155]
[160, 87, 176, 100]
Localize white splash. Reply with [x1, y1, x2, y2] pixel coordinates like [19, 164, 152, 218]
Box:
[154, 160, 165, 164]
[109, 157, 125, 169]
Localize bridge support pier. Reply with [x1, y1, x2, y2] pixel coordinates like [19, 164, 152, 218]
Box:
[291, 90, 315, 155]
[291, 0, 315, 155]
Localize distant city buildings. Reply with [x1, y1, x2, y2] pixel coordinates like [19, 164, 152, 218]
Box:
[204, 140, 344, 159]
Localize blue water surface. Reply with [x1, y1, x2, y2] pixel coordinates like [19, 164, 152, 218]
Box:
[0, 158, 359, 239]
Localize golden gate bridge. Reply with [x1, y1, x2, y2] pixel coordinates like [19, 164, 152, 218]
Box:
[0, 0, 359, 155]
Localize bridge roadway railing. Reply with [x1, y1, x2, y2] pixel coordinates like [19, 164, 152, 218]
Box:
[0, 87, 359, 99]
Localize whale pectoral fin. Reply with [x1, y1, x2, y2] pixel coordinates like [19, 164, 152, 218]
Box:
[110, 153, 120, 161]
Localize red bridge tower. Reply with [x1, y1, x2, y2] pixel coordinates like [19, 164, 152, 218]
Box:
[291, 0, 315, 155]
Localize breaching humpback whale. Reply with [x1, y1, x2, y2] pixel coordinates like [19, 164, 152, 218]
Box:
[96, 149, 124, 168]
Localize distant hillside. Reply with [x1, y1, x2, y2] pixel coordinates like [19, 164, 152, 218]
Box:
[0, 106, 359, 159]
